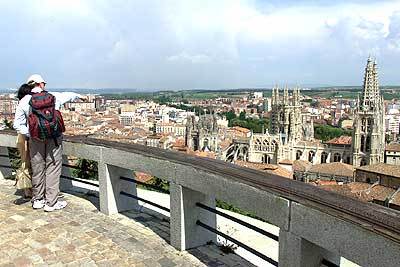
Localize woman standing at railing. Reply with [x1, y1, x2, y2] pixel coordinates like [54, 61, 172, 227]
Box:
[14, 84, 34, 199]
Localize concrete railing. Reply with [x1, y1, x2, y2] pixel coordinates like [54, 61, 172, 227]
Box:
[1, 130, 399, 267]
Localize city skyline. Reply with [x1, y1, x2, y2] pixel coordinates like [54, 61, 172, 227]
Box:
[1, 0, 400, 89]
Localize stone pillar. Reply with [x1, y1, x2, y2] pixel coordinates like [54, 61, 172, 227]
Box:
[98, 163, 139, 215]
[170, 182, 217, 251]
[279, 230, 340, 267]
[60, 155, 73, 192]
[0, 147, 12, 180]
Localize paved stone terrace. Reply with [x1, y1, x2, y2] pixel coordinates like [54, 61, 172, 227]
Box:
[0, 179, 254, 267]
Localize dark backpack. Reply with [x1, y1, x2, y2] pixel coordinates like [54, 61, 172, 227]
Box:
[28, 91, 65, 142]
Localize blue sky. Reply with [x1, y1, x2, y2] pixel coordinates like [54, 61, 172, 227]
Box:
[1, 0, 400, 89]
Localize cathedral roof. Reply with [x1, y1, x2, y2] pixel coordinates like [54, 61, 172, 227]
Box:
[279, 159, 293, 165]
[386, 143, 400, 152]
[326, 136, 352, 145]
[219, 139, 233, 151]
[293, 160, 312, 172]
[187, 150, 217, 159]
[356, 163, 400, 178]
[234, 160, 292, 179]
[295, 140, 324, 147]
[309, 162, 354, 178]
[319, 182, 395, 203]
[229, 126, 251, 133]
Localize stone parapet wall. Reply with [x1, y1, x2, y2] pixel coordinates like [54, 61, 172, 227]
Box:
[1, 130, 399, 267]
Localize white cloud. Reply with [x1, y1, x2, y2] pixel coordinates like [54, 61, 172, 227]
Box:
[387, 11, 400, 50]
[167, 52, 212, 64]
[1, 0, 400, 88]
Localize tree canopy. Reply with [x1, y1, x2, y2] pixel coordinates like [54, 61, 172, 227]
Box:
[314, 124, 352, 142]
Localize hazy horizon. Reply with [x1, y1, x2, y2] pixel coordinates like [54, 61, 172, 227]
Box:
[1, 0, 400, 89]
[2, 84, 400, 95]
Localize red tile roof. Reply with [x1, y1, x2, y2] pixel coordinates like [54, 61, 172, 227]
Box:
[234, 160, 293, 179]
[279, 159, 293, 165]
[356, 163, 400, 179]
[319, 182, 395, 203]
[386, 143, 400, 152]
[309, 162, 354, 178]
[326, 136, 352, 145]
[293, 160, 312, 172]
[135, 172, 153, 183]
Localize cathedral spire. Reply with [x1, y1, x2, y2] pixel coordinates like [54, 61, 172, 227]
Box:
[275, 86, 280, 105]
[283, 86, 289, 105]
[352, 57, 385, 167]
[361, 57, 380, 110]
[272, 86, 276, 105]
[291, 87, 296, 106]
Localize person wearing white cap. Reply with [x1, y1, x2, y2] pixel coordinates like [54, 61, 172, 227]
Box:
[13, 74, 81, 212]
[27, 74, 46, 86]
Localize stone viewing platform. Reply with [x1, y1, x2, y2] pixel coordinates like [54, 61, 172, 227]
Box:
[0, 179, 253, 266]
[1, 130, 400, 267]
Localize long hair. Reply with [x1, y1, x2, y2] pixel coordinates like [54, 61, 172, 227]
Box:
[17, 83, 33, 100]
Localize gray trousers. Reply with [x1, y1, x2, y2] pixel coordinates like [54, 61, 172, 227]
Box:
[29, 137, 62, 207]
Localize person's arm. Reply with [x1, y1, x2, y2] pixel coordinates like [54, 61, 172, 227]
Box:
[52, 92, 83, 110]
[13, 99, 29, 137]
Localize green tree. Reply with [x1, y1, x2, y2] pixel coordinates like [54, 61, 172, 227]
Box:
[222, 110, 236, 121]
[156, 95, 172, 104]
[73, 159, 98, 180]
[230, 117, 269, 133]
[314, 124, 352, 142]
[239, 111, 246, 120]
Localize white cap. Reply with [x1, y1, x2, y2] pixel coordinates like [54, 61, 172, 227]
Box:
[26, 74, 46, 85]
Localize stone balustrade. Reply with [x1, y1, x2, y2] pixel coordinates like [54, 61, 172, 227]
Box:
[1, 130, 399, 267]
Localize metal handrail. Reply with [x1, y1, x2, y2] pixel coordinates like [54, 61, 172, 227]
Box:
[196, 202, 279, 242]
[120, 191, 170, 212]
[196, 220, 278, 266]
[120, 176, 169, 194]
[60, 175, 99, 187]
[321, 258, 340, 267]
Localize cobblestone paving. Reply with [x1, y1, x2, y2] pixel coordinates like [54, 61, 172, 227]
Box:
[0, 179, 254, 267]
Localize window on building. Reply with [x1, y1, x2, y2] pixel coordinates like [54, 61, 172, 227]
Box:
[263, 140, 269, 151]
[361, 135, 366, 153]
[263, 155, 271, 164]
[367, 118, 372, 132]
[333, 153, 341, 162]
[202, 138, 209, 151]
[296, 150, 302, 160]
[254, 139, 262, 151]
[360, 158, 367, 166]
[321, 152, 328, 163]
[361, 118, 366, 132]
[308, 151, 315, 163]
[272, 140, 278, 151]
[280, 112, 284, 121]
[366, 135, 371, 152]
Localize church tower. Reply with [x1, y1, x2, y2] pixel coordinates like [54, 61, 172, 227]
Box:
[270, 86, 305, 144]
[352, 57, 385, 166]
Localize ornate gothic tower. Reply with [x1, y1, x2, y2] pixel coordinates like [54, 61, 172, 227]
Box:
[185, 114, 220, 152]
[352, 57, 385, 166]
[270, 86, 304, 144]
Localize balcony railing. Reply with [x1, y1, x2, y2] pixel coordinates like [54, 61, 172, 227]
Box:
[0, 130, 399, 267]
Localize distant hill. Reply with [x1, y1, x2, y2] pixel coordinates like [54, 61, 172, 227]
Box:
[1, 86, 400, 95]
